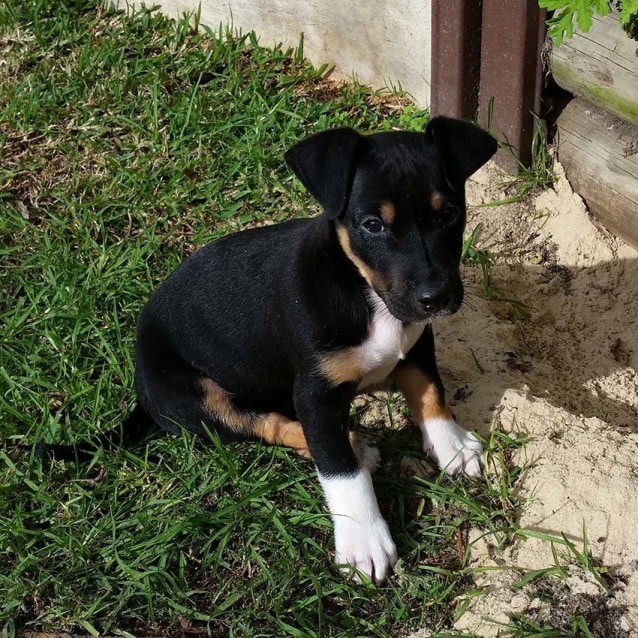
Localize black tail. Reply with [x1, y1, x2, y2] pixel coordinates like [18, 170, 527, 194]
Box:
[31, 404, 158, 462]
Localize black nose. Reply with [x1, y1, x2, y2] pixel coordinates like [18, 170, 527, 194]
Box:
[418, 290, 450, 313]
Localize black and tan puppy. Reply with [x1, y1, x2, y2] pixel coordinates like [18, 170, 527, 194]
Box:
[38, 117, 497, 583]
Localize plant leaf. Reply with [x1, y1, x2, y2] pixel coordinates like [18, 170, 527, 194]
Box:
[619, 0, 638, 25]
[542, 0, 615, 44]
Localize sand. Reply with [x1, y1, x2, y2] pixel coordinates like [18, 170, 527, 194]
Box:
[409, 159, 638, 637]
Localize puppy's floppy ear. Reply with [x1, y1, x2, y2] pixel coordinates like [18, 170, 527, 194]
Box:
[425, 117, 497, 188]
[285, 128, 363, 219]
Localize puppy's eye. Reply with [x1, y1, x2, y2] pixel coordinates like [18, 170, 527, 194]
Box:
[442, 204, 462, 220]
[362, 218, 384, 234]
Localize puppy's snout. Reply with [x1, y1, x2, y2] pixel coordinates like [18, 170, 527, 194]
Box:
[417, 288, 451, 314]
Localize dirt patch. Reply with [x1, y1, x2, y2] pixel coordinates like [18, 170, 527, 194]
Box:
[408, 159, 638, 637]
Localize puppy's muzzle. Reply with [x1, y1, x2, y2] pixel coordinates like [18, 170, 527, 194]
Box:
[415, 280, 463, 316]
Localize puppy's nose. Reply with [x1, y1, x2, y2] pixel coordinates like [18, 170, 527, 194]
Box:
[418, 290, 449, 313]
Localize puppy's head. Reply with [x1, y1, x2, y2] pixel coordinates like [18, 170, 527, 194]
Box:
[286, 118, 497, 323]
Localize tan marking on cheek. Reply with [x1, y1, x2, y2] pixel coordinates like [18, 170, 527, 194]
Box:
[431, 192, 445, 212]
[199, 378, 254, 434]
[318, 347, 365, 387]
[380, 201, 396, 225]
[392, 364, 452, 422]
[336, 224, 382, 290]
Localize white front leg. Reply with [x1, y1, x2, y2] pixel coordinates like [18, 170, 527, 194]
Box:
[319, 469, 397, 583]
[421, 417, 483, 477]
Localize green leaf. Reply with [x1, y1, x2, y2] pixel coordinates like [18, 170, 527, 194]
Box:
[575, 6, 595, 31]
[619, 0, 638, 25]
[542, 0, 614, 44]
[539, 0, 569, 9]
[547, 8, 576, 45]
[77, 620, 100, 637]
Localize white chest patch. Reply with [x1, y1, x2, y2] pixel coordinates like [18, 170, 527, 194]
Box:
[357, 292, 425, 389]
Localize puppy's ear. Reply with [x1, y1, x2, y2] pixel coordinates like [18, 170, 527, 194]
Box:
[425, 117, 497, 188]
[285, 128, 363, 219]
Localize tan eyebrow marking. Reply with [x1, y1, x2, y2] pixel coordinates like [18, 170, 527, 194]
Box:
[431, 192, 445, 211]
[380, 202, 396, 225]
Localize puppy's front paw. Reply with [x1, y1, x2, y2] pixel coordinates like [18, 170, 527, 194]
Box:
[319, 469, 396, 583]
[333, 514, 397, 583]
[421, 417, 483, 478]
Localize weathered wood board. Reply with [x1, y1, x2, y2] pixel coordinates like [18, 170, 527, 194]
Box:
[115, 0, 432, 106]
[556, 98, 638, 250]
[551, 10, 638, 126]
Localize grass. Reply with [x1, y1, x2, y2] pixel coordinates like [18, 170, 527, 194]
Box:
[483, 97, 555, 206]
[0, 2, 535, 637]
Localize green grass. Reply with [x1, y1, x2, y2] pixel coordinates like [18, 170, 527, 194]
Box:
[483, 97, 555, 205]
[1, 2, 521, 636]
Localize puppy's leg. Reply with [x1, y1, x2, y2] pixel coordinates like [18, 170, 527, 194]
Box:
[393, 363, 482, 477]
[393, 327, 483, 477]
[173, 377, 376, 471]
[293, 375, 396, 583]
[257, 415, 380, 472]
[393, 363, 483, 477]
[255, 414, 311, 457]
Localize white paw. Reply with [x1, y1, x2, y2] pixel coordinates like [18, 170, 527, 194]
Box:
[421, 417, 483, 478]
[333, 513, 397, 583]
[350, 433, 381, 474]
[318, 469, 397, 583]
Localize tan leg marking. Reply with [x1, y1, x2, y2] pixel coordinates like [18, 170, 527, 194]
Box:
[255, 413, 308, 450]
[200, 380, 310, 453]
[255, 415, 373, 467]
[200, 380, 312, 457]
[199, 377, 254, 435]
[392, 364, 452, 422]
[200, 379, 375, 465]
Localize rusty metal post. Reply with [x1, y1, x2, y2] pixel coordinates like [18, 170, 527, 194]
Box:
[478, 0, 546, 171]
[430, 0, 483, 120]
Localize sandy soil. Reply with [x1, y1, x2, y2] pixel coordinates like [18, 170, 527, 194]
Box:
[407, 159, 638, 637]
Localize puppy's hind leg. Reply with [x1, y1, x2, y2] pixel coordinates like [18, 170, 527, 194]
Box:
[254, 413, 311, 458]
[254, 412, 380, 473]
[198, 378, 310, 453]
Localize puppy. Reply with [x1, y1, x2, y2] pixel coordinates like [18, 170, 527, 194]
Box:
[38, 117, 497, 583]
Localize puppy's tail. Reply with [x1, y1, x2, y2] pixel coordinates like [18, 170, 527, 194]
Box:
[30, 404, 158, 462]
